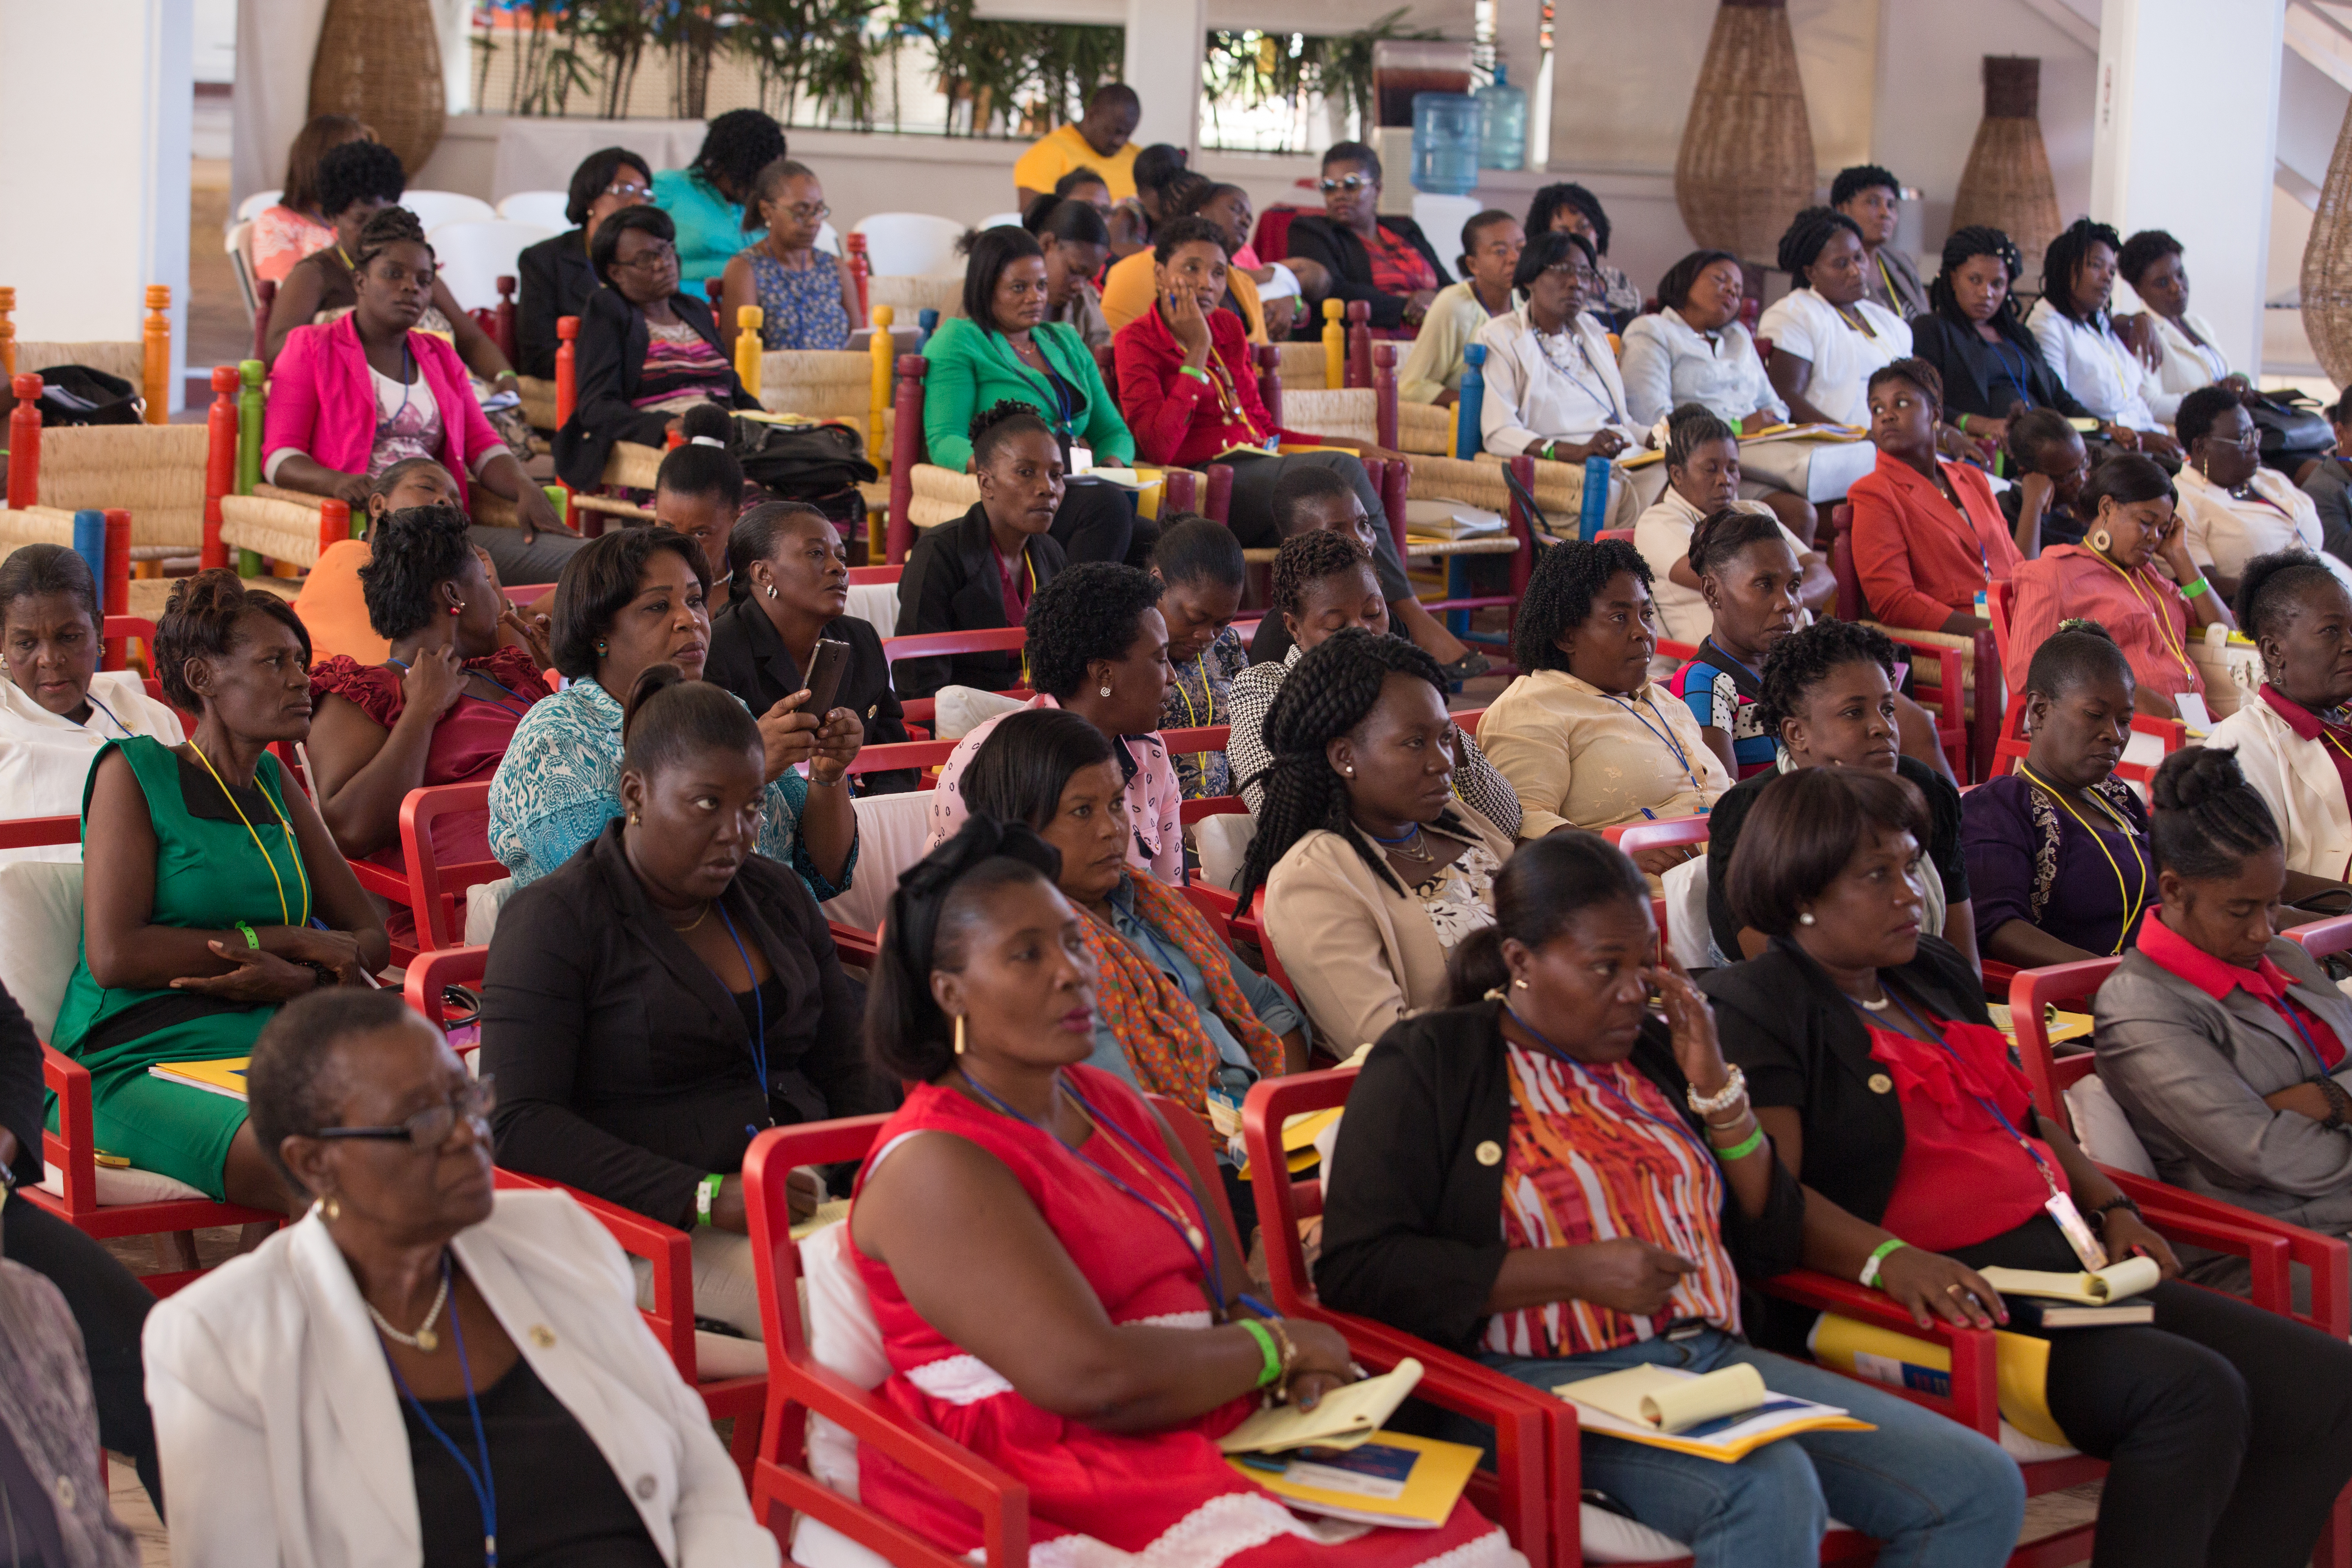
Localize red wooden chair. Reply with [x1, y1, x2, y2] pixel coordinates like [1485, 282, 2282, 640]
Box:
[397, 782, 512, 954]
[1989, 703, 2185, 787]
[880, 626, 1028, 732]
[1602, 814, 1709, 955]
[266, 740, 429, 967]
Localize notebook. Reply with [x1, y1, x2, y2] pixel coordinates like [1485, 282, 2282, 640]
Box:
[1229, 1432, 1480, 1528]
[1555, 1364, 1871, 1462]
[147, 1058, 250, 1101]
[1219, 1359, 1422, 1454]
[1978, 1255, 2161, 1305]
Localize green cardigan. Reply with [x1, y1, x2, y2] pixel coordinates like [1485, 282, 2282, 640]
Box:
[920, 316, 1135, 472]
[651, 167, 758, 288]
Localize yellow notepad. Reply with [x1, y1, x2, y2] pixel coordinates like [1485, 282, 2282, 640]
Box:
[1219, 1359, 1422, 1454]
[1556, 1364, 1872, 1462]
[1979, 1255, 2160, 1305]
[1231, 1106, 1341, 1180]
[1809, 1312, 2069, 1448]
[1230, 1431, 1479, 1528]
[147, 1058, 250, 1100]
[788, 1198, 853, 1241]
[1986, 1003, 2093, 1045]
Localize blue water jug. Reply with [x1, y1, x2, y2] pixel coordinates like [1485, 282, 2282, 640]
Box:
[1476, 64, 1528, 170]
[1411, 92, 1480, 196]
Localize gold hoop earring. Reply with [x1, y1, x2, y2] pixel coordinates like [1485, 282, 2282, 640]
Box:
[953, 1014, 967, 1056]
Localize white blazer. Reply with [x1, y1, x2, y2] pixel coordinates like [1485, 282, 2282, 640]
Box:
[2206, 693, 2352, 883]
[144, 1190, 780, 1568]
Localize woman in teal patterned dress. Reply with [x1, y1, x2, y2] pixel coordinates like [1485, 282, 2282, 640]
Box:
[718, 159, 856, 356]
[52, 573, 387, 1207]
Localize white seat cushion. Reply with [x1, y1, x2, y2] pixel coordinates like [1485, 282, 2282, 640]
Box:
[1662, 855, 1711, 970]
[844, 583, 897, 644]
[31, 1162, 207, 1206]
[822, 791, 935, 938]
[932, 685, 1025, 742]
[1193, 813, 1256, 894]
[465, 876, 517, 946]
[2064, 1074, 2159, 1180]
[0, 860, 86, 1042]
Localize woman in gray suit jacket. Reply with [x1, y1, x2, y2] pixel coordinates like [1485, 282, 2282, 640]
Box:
[2093, 745, 2352, 1257]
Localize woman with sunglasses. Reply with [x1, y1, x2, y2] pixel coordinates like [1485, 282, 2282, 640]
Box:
[1282, 142, 1449, 336]
[145, 988, 779, 1566]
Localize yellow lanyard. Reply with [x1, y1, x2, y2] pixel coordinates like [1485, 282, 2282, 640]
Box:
[2019, 764, 2148, 953]
[187, 741, 310, 929]
[1174, 665, 1212, 778]
[2090, 551, 2195, 682]
[1875, 253, 1900, 309]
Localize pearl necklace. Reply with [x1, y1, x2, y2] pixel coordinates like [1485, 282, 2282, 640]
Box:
[368, 1264, 452, 1354]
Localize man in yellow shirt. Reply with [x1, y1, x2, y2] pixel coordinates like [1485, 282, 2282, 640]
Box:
[1013, 85, 1142, 209]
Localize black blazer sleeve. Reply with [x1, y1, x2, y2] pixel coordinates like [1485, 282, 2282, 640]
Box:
[891, 525, 978, 701]
[756, 864, 883, 1119]
[1283, 218, 1403, 330]
[514, 232, 571, 381]
[0, 982, 42, 1185]
[553, 288, 674, 490]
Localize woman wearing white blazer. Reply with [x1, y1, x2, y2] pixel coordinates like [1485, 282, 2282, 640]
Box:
[143, 989, 778, 1568]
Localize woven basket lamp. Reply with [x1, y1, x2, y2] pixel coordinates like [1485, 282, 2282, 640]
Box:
[1950, 57, 2064, 287]
[308, 0, 445, 175]
[1674, 0, 1818, 267]
[2305, 84, 2352, 385]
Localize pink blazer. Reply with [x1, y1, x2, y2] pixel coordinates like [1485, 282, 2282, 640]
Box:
[264, 315, 501, 504]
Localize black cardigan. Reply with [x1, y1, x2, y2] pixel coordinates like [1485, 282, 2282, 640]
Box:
[705, 595, 915, 793]
[0, 982, 41, 1187]
[891, 503, 1067, 699]
[514, 229, 599, 381]
[479, 820, 884, 1228]
[1315, 999, 1807, 1356]
[1281, 215, 1449, 332]
[1908, 312, 2091, 423]
[552, 285, 761, 490]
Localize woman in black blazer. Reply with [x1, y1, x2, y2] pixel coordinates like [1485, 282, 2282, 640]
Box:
[515, 146, 655, 380]
[1317, 832, 2023, 1568]
[1907, 225, 2090, 443]
[553, 205, 762, 492]
[1281, 142, 1448, 333]
[478, 667, 885, 1337]
[707, 499, 914, 793]
[1705, 764, 2352, 1568]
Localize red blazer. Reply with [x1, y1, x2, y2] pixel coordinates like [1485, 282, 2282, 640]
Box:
[1849, 450, 2020, 631]
[1112, 301, 1307, 468]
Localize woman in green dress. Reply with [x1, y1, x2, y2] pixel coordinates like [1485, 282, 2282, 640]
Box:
[52, 571, 386, 1207]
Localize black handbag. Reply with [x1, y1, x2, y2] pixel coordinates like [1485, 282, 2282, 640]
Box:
[2250, 388, 2333, 473]
[21, 364, 142, 426]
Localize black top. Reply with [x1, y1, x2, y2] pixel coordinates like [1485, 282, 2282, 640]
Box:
[514, 230, 599, 381]
[1999, 484, 2086, 549]
[0, 982, 42, 1187]
[705, 597, 914, 793]
[890, 503, 1068, 699]
[1908, 313, 2090, 423]
[479, 819, 884, 1229]
[1314, 998, 1807, 1355]
[1704, 755, 1969, 962]
[1280, 215, 1449, 332]
[403, 1352, 662, 1568]
[552, 287, 761, 491]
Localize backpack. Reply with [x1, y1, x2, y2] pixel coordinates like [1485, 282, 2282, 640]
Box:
[22, 364, 143, 426]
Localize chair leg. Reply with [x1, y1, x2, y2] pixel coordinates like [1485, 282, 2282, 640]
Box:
[727, 1408, 760, 1485]
[155, 1230, 200, 1272]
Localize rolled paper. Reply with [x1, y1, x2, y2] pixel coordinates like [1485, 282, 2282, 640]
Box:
[1638, 1362, 1768, 1432]
[2089, 1255, 2161, 1302]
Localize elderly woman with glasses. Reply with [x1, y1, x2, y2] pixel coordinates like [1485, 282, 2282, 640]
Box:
[516, 145, 654, 379]
[144, 989, 780, 1566]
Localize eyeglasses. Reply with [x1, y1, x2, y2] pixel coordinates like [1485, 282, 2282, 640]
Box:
[2218, 428, 2261, 450]
[316, 1078, 497, 1149]
[605, 180, 653, 201]
[780, 202, 831, 223]
[1544, 262, 1598, 283]
[1319, 175, 1372, 194]
[612, 240, 677, 272]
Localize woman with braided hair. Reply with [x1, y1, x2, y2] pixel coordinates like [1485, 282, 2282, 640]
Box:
[1238, 628, 1516, 1052]
[1757, 207, 1911, 429]
[1907, 224, 2091, 445]
[2026, 218, 2180, 460]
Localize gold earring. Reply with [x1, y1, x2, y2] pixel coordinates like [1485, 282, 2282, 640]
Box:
[953, 1014, 967, 1056]
[322, 1194, 342, 1221]
[628, 808, 641, 825]
[1512, 978, 1529, 989]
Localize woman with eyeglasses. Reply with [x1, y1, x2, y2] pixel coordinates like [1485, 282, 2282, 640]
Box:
[1282, 142, 1448, 336]
[719, 158, 855, 356]
[1474, 230, 1643, 532]
[145, 988, 780, 1566]
[2172, 386, 2352, 603]
[516, 145, 654, 380]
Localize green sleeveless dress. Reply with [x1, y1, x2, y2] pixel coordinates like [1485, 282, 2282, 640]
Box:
[48, 736, 312, 1198]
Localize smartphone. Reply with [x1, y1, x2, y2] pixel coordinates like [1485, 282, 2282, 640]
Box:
[802, 637, 852, 722]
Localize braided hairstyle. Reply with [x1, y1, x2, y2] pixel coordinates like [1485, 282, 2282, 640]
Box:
[1269, 528, 1375, 626]
[689, 109, 787, 197]
[1234, 627, 1461, 905]
[1776, 206, 1863, 290]
[1927, 225, 2031, 344]
[358, 503, 474, 641]
[351, 205, 429, 274]
[1754, 618, 1898, 735]
[2040, 218, 2125, 325]
[154, 568, 312, 713]
[1663, 403, 1737, 474]
[970, 399, 1055, 467]
[1508, 537, 1650, 675]
[1687, 508, 1788, 580]
[2149, 745, 2281, 882]
[2234, 549, 2345, 647]
[1022, 562, 1163, 700]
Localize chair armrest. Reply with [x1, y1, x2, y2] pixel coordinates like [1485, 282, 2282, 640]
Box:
[1761, 1269, 2003, 1439]
[38, 1045, 97, 1216]
[502, 1170, 697, 1376]
[829, 921, 880, 966]
[2110, 1171, 2350, 1334]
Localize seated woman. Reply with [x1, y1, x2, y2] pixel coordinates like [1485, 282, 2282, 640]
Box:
[516, 144, 653, 379]
[1026, 193, 1114, 350]
[652, 108, 789, 289]
[1847, 360, 2020, 633]
[1708, 764, 2352, 1568]
[2026, 219, 2181, 461]
[1475, 231, 1645, 514]
[2118, 229, 2248, 423]
[1757, 208, 1912, 430]
[845, 816, 1517, 1564]
[2005, 453, 2228, 719]
[1477, 538, 1731, 853]
[1832, 163, 1929, 320]
[2174, 385, 2352, 601]
[1243, 463, 1479, 675]
[1999, 409, 2094, 549]
[1634, 405, 1831, 646]
[1704, 619, 1975, 970]
[2094, 745, 2352, 1256]
[652, 403, 745, 594]
[250, 113, 370, 285]
[719, 158, 855, 356]
[0, 544, 183, 861]
[305, 503, 552, 947]
[1200, 180, 1321, 339]
[1963, 624, 2153, 967]
[2299, 385, 2352, 561]
[1229, 531, 1519, 830]
[262, 205, 575, 579]
[1396, 209, 1523, 406]
[2206, 550, 2352, 896]
[1149, 515, 1247, 800]
[709, 499, 912, 793]
[1668, 509, 1806, 780]
[1619, 249, 1787, 432]
[1100, 176, 1271, 343]
[927, 563, 1180, 881]
[554, 206, 764, 494]
[53, 572, 387, 1208]
[483, 668, 882, 1338]
[487, 526, 861, 893]
[1319, 833, 2026, 1568]
[1908, 226, 2094, 447]
[148, 989, 780, 1564]
[1523, 181, 1644, 331]
[891, 403, 1070, 700]
[924, 226, 1143, 567]
[1284, 142, 1448, 336]
[1236, 628, 1517, 1051]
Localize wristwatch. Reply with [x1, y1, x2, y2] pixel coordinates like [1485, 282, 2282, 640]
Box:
[2086, 1194, 2141, 1231]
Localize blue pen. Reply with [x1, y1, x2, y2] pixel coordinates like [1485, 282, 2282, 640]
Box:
[1639, 807, 1657, 820]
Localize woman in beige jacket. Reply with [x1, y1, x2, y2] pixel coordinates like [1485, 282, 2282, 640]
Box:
[1234, 628, 1515, 1053]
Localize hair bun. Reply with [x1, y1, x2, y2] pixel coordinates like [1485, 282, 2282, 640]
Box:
[2152, 743, 2250, 814]
[162, 567, 250, 623]
[2052, 617, 2116, 644]
[679, 403, 733, 444]
[621, 662, 688, 744]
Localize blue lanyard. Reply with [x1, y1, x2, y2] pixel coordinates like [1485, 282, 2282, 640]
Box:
[84, 690, 131, 737]
[1985, 336, 2035, 408]
[1846, 988, 2061, 1196]
[995, 331, 1075, 434]
[385, 657, 531, 721]
[383, 1255, 498, 1567]
[714, 903, 771, 1142]
[1601, 690, 1704, 792]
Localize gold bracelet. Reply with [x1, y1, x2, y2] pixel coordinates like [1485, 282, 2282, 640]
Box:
[1262, 1316, 1299, 1396]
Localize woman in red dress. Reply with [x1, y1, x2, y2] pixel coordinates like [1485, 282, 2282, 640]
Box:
[848, 816, 1523, 1566]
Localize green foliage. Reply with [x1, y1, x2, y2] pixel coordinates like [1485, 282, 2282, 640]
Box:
[1203, 9, 1439, 151]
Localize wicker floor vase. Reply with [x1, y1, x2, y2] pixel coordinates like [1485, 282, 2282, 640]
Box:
[1675, 0, 1817, 267]
[309, 0, 445, 174]
[1951, 57, 2064, 287]
[2305, 77, 2352, 386]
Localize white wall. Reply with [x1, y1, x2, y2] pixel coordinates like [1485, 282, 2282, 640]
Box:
[0, 0, 192, 411]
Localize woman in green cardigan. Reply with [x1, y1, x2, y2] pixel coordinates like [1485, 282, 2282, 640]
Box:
[923, 225, 1148, 565]
[651, 109, 788, 288]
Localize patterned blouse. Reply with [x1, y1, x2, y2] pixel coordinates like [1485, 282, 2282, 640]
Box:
[485, 676, 852, 898]
[1160, 626, 1247, 799]
[633, 318, 737, 413]
[748, 249, 852, 352]
[926, 693, 1183, 883]
[1412, 840, 1501, 950]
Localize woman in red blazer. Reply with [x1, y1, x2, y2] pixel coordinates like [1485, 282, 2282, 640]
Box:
[1848, 358, 2024, 633]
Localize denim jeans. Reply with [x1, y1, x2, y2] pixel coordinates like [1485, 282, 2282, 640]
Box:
[1463, 1327, 2024, 1568]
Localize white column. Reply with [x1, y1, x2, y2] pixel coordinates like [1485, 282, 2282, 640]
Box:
[1124, 0, 1207, 154]
[0, 0, 192, 412]
[2091, 0, 2285, 374]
